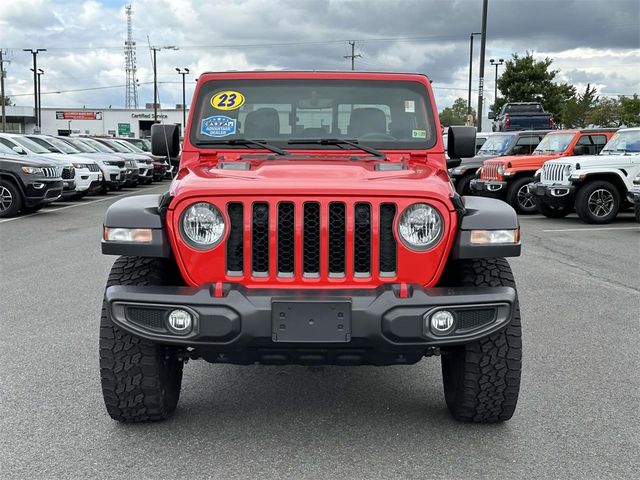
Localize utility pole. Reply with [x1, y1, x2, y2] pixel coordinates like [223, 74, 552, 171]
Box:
[176, 68, 190, 133]
[476, 0, 488, 132]
[0, 49, 7, 133]
[467, 33, 481, 123]
[23, 49, 46, 131]
[150, 45, 177, 122]
[344, 41, 361, 71]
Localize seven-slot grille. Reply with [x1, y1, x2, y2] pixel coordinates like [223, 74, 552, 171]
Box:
[481, 162, 500, 180]
[61, 166, 75, 179]
[225, 200, 397, 280]
[41, 167, 59, 178]
[541, 163, 570, 183]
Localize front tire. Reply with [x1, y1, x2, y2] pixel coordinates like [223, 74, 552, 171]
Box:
[0, 181, 22, 218]
[507, 177, 537, 214]
[538, 202, 571, 219]
[455, 173, 477, 196]
[100, 256, 184, 423]
[439, 258, 522, 423]
[575, 180, 620, 224]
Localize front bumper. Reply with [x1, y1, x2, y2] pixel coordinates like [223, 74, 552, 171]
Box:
[23, 179, 64, 207]
[529, 182, 575, 207]
[105, 283, 516, 365]
[626, 187, 640, 205]
[469, 178, 507, 198]
[74, 170, 102, 192]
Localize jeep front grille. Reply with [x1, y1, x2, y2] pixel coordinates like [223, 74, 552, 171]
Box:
[225, 199, 398, 281]
[42, 167, 59, 178]
[541, 163, 570, 183]
[481, 162, 499, 180]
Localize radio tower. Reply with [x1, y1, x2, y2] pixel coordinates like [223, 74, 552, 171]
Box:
[124, 4, 138, 108]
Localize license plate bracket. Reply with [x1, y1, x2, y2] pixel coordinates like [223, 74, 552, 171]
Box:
[271, 299, 351, 343]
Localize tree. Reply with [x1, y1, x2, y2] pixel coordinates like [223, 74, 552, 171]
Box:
[562, 84, 598, 128]
[619, 94, 640, 127]
[586, 97, 622, 127]
[439, 97, 475, 126]
[494, 52, 576, 126]
[1, 96, 11, 106]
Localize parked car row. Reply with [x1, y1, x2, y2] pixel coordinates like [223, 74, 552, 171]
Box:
[449, 127, 640, 224]
[0, 134, 172, 218]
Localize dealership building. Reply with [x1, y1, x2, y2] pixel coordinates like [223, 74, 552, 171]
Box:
[1, 105, 188, 138]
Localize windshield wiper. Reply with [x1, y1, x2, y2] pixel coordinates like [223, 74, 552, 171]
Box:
[287, 138, 386, 159]
[196, 138, 289, 156]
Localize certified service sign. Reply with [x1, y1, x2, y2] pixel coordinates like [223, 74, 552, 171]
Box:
[201, 115, 237, 137]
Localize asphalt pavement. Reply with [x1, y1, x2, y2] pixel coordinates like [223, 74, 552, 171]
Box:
[1, 184, 639, 479]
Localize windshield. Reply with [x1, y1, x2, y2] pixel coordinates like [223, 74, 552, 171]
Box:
[477, 134, 515, 155]
[45, 137, 82, 154]
[534, 133, 574, 153]
[83, 138, 115, 153]
[601, 130, 640, 154]
[115, 140, 142, 153]
[100, 140, 130, 154]
[63, 138, 97, 153]
[0, 142, 17, 155]
[126, 139, 150, 151]
[191, 79, 437, 151]
[12, 136, 54, 154]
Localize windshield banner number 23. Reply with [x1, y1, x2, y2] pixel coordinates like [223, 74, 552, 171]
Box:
[211, 91, 245, 111]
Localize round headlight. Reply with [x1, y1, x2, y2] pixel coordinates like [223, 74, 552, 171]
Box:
[563, 164, 573, 176]
[398, 203, 443, 251]
[181, 202, 225, 249]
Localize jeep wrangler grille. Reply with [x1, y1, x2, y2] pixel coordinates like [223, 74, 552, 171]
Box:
[481, 162, 499, 180]
[225, 200, 398, 281]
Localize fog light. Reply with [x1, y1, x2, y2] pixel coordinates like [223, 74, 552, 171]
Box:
[429, 310, 455, 335]
[167, 309, 193, 333]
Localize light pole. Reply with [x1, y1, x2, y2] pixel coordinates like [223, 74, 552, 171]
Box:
[467, 32, 481, 121]
[31, 68, 44, 128]
[175, 67, 190, 133]
[477, 0, 489, 132]
[150, 46, 177, 122]
[23, 49, 46, 130]
[490, 58, 504, 113]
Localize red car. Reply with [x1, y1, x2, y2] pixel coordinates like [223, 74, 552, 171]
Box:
[99, 71, 523, 423]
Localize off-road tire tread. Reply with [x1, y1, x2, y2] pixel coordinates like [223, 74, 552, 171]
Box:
[439, 258, 522, 423]
[455, 173, 476, 196]
[100, 256, 183, 423]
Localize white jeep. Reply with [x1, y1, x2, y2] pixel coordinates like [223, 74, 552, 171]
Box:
[530, 127, 640, 223]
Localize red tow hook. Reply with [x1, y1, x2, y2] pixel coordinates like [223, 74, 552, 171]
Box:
[211, 282, 225, 298]
[399, 282, 410, 299]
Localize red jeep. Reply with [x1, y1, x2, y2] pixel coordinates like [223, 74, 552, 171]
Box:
[471, 129, 616, 214]
[100, 71, 522, 423]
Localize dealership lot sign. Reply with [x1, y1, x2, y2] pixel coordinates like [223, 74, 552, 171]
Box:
[56, 111, 103, 120]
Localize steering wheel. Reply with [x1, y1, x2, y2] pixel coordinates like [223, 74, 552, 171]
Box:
[358, 132, 396, 141]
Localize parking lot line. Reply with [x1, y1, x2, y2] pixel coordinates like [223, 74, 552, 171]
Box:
[0, 184, 168, 224]
[543, 226, 640, 232]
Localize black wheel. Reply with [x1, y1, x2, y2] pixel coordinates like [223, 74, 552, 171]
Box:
[575, 180, 620, 224]
[538, 202, 571, 219]
[438, 258, 522, 423]
[506, 177, 537, 214]
[455, 173, 477, 196]
[21, 203, 45, 214]
[0, 181, 22, 218]
[100, 256, 184, 423]
[635, 204, 640, 223]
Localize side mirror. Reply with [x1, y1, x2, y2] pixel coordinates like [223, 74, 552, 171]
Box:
[447, 126, 476, 163]
[488, 111, 495, 120]
[572, 145, 586, 156]
[151, 124, 180, 158]
[12, 146, 26, 155]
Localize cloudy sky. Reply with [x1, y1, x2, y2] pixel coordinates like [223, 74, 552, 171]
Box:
[0, 0, 638, 112]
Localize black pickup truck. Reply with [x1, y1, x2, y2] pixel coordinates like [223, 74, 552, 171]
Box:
[490, 102, 554, 132]
[448, 130, 549, 195]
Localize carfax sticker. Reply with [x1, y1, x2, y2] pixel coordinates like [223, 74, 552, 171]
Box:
[201, 115, 237, 137]
[412, 129, 426, 138]
[211, 90, 245, 110]
[404, 100, 415, 113]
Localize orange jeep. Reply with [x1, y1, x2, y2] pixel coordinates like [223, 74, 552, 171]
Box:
[470, 129, 617, 214]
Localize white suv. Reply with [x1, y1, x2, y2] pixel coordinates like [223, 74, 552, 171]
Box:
[531, 127, 640, 224]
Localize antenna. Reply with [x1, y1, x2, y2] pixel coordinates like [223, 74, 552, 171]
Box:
[124, 4, 138, 109]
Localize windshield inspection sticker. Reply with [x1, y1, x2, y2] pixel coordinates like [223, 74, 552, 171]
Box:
[412, 129, 426, 138]
[201, 115, 237, 137]
[404, 100, 415, 113]
[211, 90, 245, 110]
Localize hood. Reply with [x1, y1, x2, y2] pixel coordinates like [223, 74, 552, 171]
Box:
[116, 152, 152, 162]
[486, 153, 559, 167]
[545, 152, 639, 167]
[458, 154, 499, 167]
[79, 152, 126, 163]
[32, 153, 74, 167]
[0, 154, 56, 168]
[170, 157, 454, 205]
